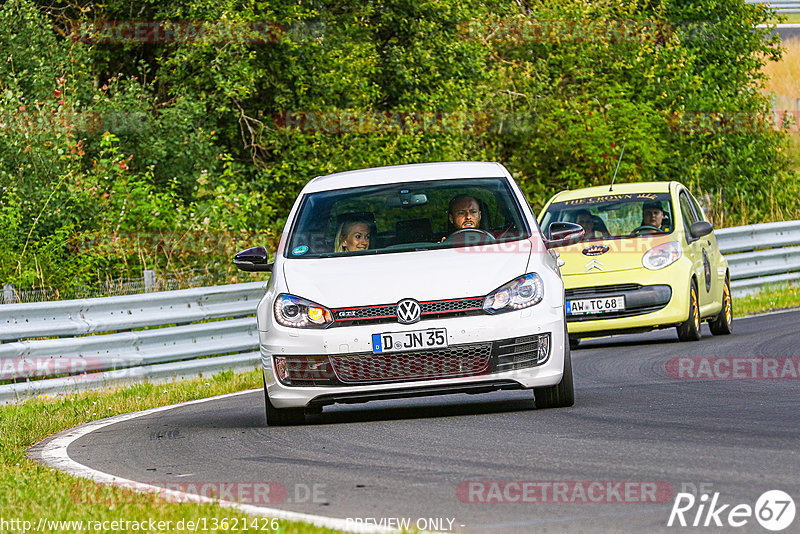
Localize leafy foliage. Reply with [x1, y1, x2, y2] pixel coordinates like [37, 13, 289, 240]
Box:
[0, 0, 796, 293]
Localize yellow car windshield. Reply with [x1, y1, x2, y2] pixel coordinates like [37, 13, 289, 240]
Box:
[541, 193, 675, 240]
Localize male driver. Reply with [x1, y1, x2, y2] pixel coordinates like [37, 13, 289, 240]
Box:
[448, 195, 482, 230]
[641, 201, 665, 229]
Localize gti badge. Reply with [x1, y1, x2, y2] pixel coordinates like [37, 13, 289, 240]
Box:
[585, 259, 604, 272]
[396, 299, 421, 324]
[582, 244, 609, 256]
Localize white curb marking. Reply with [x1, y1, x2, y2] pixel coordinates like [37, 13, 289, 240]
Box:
[28, 389, 397, 534]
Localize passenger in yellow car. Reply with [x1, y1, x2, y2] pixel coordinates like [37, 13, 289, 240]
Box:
[575, 209, 610, 239]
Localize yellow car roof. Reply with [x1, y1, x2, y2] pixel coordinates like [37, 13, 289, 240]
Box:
[547, 181, 678, 203]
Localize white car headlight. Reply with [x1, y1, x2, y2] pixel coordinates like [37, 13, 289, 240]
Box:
[642, 241, 682, 270]
[483, 273, 544, 314]
[274, 294, 333, 328]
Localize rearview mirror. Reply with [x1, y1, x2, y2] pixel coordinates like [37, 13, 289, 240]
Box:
[545, 222, 585, 249]
[234, 246, 273, 272]
[387, 192, 428, 208]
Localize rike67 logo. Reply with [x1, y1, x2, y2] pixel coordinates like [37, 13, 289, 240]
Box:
[668, 490, 796, 531]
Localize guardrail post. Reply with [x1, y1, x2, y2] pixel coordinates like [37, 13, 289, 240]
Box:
[143, 270, 156, 293]
[3, 283, 15, 304]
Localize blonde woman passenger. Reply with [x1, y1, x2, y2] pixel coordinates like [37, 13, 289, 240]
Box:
[335, 219, 371, 252]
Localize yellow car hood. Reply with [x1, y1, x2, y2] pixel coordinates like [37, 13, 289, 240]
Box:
[556, 236, 673, 276]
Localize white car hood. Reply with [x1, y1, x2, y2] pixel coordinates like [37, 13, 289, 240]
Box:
[282, 241, 533, 308]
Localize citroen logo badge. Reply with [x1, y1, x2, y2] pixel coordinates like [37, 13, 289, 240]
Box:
[396, 299, 421, 324]
[585, 259, 604, 272]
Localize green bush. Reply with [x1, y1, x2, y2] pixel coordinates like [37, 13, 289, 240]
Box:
[0, 0, 796, 294]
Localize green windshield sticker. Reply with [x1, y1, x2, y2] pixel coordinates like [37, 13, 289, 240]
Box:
[292, 245, 309, 256]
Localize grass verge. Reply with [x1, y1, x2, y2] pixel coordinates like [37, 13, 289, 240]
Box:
[0, 369, 339, 534]
[734, 282, 800, 317]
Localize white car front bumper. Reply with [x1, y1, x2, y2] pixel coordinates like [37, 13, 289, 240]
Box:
[260, 306, 566, 409]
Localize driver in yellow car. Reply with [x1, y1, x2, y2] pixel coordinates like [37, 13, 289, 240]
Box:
[448, 195, 482, 230]
[641, 201, 665, 230]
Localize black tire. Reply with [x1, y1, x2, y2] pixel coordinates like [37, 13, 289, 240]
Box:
[568, 336, 581, 350]
[676, 280, 701, 342]
[263, 377, 306, 426]
[533, 342, 575, 409]
[709, 276, 733, 336]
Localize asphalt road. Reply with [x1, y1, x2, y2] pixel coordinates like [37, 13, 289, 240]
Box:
[52, 312, 800, 533]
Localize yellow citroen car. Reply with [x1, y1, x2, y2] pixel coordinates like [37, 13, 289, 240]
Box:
[538, 182, 733, 348]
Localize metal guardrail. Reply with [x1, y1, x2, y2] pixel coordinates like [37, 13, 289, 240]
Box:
[0, 282, 264, 341]
[715, 221, 800, 296]
[746, 0, 800, 14]
[0, 282, 266, 403]
[2, 221, 800, 403]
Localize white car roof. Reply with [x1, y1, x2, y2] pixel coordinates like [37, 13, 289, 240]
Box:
[301, 161, 510, 193]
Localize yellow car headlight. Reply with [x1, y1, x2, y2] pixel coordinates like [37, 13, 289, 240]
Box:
[642, 241, 682, 270]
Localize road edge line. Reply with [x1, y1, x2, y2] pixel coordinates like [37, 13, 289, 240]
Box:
[27, 389, 397, 534]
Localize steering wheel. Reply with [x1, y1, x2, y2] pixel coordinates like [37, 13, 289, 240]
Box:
[443, 228, 497, 244]
[631, 225, 665, 235]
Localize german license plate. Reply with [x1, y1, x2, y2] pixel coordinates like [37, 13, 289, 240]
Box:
[372, 328, 447, 354]
[566, 296, 625, 315]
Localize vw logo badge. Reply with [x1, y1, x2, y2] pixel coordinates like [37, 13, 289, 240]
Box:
[396, 299, 421, 324]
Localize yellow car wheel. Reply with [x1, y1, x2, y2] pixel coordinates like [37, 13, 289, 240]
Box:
[676, 280, 701, 342]
[709, 276, 733, 336]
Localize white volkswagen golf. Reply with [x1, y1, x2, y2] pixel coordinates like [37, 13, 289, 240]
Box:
[234, 162, 583, 425]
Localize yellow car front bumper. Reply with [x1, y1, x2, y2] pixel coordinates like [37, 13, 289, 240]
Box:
[563, 259, 692, 336]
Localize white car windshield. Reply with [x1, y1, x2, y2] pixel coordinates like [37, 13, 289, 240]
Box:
[285, 177, 531, 258]
[541, 192, 675, 241]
